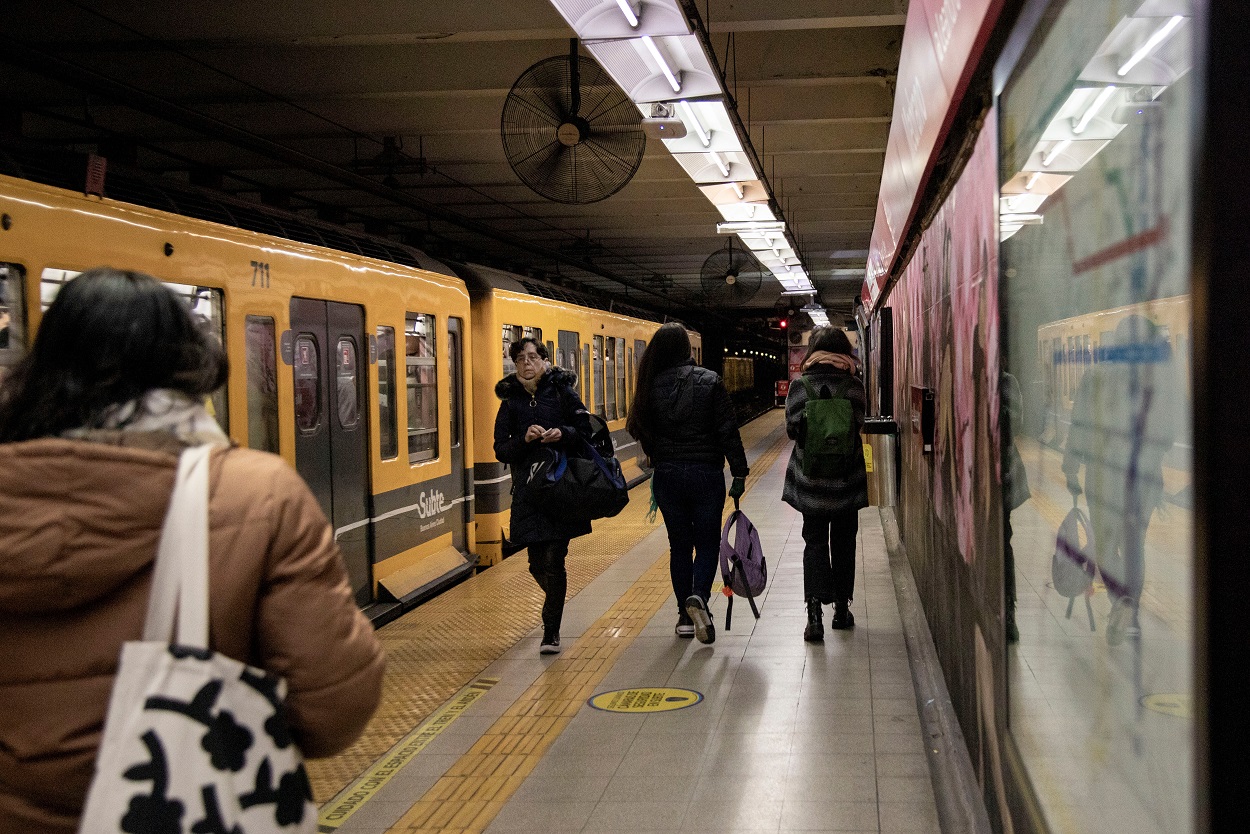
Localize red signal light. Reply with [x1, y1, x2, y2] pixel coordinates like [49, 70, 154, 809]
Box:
[779, 318, 788, 329]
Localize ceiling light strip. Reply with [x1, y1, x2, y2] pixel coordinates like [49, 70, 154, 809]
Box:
[1072, 86, 1116, 134]
[679, 100, 710, 147]
[615, 0, 640, 27]
[1118, 15, 1185, 77]
[641, 36, 681, 92]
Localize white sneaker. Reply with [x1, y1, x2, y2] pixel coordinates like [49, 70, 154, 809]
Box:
[684, 595, 715, 644]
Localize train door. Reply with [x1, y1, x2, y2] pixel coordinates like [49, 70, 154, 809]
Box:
[446, 317, 470, 551]
[290, 297, 372, 606]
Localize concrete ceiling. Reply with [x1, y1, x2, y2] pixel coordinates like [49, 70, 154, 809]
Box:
[0, 0, 903, 329]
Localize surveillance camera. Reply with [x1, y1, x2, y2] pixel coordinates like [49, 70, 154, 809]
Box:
[1111, 100, 1163, 123]
[641, 118, 687, 140]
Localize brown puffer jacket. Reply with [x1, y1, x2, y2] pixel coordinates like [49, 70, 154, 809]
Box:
[0, 435, 386, 834]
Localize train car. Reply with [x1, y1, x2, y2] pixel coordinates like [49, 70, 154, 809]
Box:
[721, 356, 755, 395]
[453, 264, 675, 566]
[1036, 294, 1190, 447]
[0, 173, 478, 623]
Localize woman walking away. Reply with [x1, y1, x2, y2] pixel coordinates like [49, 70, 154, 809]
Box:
[627, 322, 749, 645]
[494, 337, 592, 654]
[783, 326, 869, 641]
[0, 268, 385, 834]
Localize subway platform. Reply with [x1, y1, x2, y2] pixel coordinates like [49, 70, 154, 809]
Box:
[310, 410, 955, 834]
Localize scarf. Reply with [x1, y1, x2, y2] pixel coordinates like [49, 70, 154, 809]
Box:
[518, 372, 541, 395]
[63, 389, 230, 447]
[802, 350, 859, 374]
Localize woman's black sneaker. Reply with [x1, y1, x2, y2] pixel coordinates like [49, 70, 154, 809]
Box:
[684, 595, 715, 644]
[540, 627, 561, 654]
[675, 611, 695, 638]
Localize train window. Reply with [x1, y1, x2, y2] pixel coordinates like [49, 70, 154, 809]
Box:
[556, 330, 579, 377]
[293, 335, 320, 434]
[376, 326, 398, 460]
[615, 338, 626, 419]
[0, 264, 26, 385]
[335, 338, 360, 429]
[39, 269, 229, 432]
[634, 339, 646, 376]
[593, 336, 606, 419]
[501, 324, 522, 376]
[603, 337, 616, 420]
[581, 344, 591, 407]
[406, 313, 438, 463]
[523, 326, 542, 344]
[626, 347, 633, 413]
[244, 316, 279, 453]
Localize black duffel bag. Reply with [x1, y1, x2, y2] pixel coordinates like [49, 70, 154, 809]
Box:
[524, 435, 629, 522]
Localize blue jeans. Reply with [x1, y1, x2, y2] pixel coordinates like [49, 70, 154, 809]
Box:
[653, 461, 726, 612]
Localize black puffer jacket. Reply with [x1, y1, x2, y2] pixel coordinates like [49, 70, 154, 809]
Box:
[640, 360, 749, 477]
[494, 367, 592, 545]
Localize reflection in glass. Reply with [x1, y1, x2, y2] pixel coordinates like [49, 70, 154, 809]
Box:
[999, 2, 1195, 832]
[377, 326, 398, 459]
[244, 316, 279, 453]
[407, 313, 438, 463]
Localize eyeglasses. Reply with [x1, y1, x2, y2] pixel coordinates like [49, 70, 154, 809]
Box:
[515, 352, 544, 365]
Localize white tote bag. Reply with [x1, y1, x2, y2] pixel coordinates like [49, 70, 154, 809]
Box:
[80, 445, 316, 833]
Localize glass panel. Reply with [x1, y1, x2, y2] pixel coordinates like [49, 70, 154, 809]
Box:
[407, 313, 438, 463]
[593, 336, 605, 418]
[501, 324, 522, 376]
[449, 324, 462, 447]
[244, 316, 279, 453]
[616, 338, 627, 419]
[581, 344, 590, 405]
[293, 335, 320, 434]
[0, 263, 26, 385]
[40, 269, 229, 432]
[603, 336, 616, 420]
[377, 326, 398, 459]
[335, 337, 359, 429]
[1000, 3, 1196, 833]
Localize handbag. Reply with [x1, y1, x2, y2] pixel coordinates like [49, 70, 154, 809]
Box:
[1051, 504, 1097, 631]
[524, 436, 629, 522]
[717, 503, 767, 631]
[79, 445, 316, 833]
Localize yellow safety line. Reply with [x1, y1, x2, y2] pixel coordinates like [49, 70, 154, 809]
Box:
[390, 552, 674, 832]
[317, 677, 500, 831]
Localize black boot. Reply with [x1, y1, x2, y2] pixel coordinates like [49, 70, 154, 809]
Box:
[803, 597, 824, 642]
[830, 601, 855, 630]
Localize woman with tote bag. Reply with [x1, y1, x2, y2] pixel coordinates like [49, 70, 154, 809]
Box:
[0, 268, 385, 834]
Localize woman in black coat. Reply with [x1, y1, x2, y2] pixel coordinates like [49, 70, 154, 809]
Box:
[782, 327, 869, 641]
[626, 322, 749, 645]
[494, 337, 591, 654]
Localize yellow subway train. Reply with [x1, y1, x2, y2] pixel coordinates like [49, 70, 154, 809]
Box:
[0, 173, 681, 622]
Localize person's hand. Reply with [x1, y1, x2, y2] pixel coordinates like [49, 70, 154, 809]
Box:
[1066, 473, 1082, 498]
[524, 424, 546, 442]
[728, 476, 746, 500]
[540, 428, 562, 444]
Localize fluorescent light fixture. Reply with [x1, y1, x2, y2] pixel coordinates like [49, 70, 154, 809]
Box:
[706, 151, 730, 178]
[730, 181, 744, 199]
[1024, 172, 1040, 191]
[1041, 138, 1072, 167]
[614, 0, 640, 27]
[641, 36, 681, 92]
[679, 101, 710, 147]
[1072, 86, 1116, 134]
[1118, 15, 1185, 77]
[781, 290, 816, 296]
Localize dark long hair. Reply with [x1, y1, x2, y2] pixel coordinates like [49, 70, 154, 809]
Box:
[0, 267, 228, 442]
[625, 322, 691, 446]
[802, 326, 854, 365]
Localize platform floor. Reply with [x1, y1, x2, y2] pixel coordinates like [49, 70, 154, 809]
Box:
[314, 410, 942, 834]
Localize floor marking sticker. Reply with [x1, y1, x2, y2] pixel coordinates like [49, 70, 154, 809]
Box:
[317, 677, 498, 831]
[588, 687, 703, 713]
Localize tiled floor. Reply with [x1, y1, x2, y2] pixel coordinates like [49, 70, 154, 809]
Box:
[325, 411, 941, 834]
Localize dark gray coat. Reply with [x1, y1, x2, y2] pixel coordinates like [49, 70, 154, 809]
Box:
[640, 360, 749, 478]
[782, 364, 869, 517]
[494, 367, 592, 545]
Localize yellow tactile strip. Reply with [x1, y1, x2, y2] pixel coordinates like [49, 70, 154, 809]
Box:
[391, 552, 675, 832]
[308, 414, 789, 803]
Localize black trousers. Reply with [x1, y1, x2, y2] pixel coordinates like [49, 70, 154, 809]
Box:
[801, 510, 859, 605]
[528, 539, 569, 631]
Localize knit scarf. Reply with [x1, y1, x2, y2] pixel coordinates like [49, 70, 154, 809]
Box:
[801, 350, 859, 374]
[63, 389, 230, 447]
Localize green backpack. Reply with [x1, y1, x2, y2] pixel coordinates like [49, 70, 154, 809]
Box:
[800, 375, 857, 478]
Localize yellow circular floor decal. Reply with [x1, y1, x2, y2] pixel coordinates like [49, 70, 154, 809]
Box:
[588, 687, 703, 713]
[1141, 693, 1191, 718]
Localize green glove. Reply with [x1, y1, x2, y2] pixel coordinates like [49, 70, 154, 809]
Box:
[728, 476, 746, 499]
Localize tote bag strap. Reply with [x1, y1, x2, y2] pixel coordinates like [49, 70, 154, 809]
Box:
[143, 444, 213, 648]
